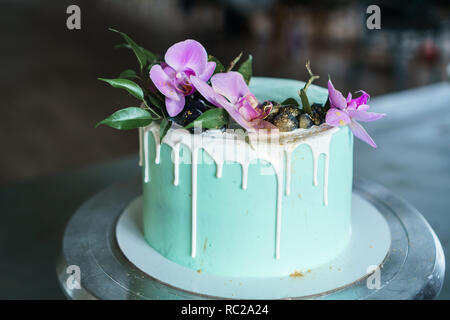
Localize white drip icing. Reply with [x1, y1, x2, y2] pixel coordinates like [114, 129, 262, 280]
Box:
[275, 170, 283, 259]
[285, 150, 292, 196]
[191, 148, 198, 257]
[143, 129, 150, 183]
[141, 123, 338, 259]
[173, 143, 180, 186]
[241, 163, 248, 190]
[155, 145, 161, 164]
[216, 161, 223, 178]
[324, 154, 330, 206]
[138, 127, 143, 167]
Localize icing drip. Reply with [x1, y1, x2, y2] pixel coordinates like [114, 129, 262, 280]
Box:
[141, 123, 338, 259]
[285, 150, 292, 196]
[275, 170, 283, 259]
[241, 163, 248, 190]
[324, 154, 330, 206]
[191, 148, 198, 257]
[216, 161, 223, 178]
[143, 129, 150, 183]
[173, 144, 180, 186]
[139, 127, 143, 167]
[155, 144, 161, 164]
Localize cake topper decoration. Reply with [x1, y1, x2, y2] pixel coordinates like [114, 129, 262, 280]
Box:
[96, 29, 384, 147]
[325, 80, 385, 148]
[149, 39, 216, 117]
[191, 72, 276, 130]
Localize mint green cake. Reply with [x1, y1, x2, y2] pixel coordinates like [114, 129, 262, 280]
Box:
[96, 34, 383, 279]
[139, 78, 354, 277]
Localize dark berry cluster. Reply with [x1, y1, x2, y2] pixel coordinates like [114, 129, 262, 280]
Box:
[265, 102, 327, 132]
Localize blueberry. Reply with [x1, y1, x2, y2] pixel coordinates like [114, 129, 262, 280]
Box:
[187, 94, 209, 112]
[311, 103, 324, 116]
[173, 106, 203, 128]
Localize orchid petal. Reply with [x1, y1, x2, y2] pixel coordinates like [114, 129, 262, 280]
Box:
[349, 120, 377, 148]
[191, 76, 251, 129]
[328, 80, 347, 110]
[211, 72, 250, 104]
[325, 108, 351, 127]
[357, 104, 370, 111]
[347, 100, 357, 110]
[348, 109, 385, 122]
[238, 103, 260, 121]
[248, 119, 278, 130]
[166, 95, 186, 117]
[346, 92, 352, 103]
[149, 65, 180, 101]
[352, 90, 370, 106]
[161, 62, 176, 78]
[165, 39, 208, 75]
[190, 76, 230, 108]
[198, 61, 216, 82]
[222, 105, 253, 130]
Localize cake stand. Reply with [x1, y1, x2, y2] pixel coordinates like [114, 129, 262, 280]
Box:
[56, 178, 445, 299]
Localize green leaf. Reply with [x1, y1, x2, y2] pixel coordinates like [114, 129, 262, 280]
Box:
[145, 94, 164, 111]
[238, 54, 252, 85]
[98, 78, 144, 100]
[95, 107, 152, 130]
[159, 118, 172, 141]
[141, 47, 160, 64]
[184, 108, 229, 129]
[143, 96, 163, 120]
[119, 69, 140, 80]
[114, 43, 160, 66]
[281, 97, 299, 106]
[109, 28, 147, 71]
[208, 55, 225, 75]
[114, 43, 131, 50]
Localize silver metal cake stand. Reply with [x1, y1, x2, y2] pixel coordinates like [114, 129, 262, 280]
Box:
[56, 178, 445, 300]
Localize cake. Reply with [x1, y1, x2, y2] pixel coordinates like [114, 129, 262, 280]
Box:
[97, 31, 384, 278]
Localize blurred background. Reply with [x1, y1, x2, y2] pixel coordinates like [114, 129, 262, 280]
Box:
[1, 0, 450, 299]
[1, 0, 449, 183]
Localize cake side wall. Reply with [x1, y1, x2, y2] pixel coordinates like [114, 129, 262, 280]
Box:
[141, 126, 353, 277]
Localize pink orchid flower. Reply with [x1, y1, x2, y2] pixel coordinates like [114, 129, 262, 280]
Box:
[190, 72, 276, 131]
[325, 80, 385, 148]
[149, 40, 216, 117]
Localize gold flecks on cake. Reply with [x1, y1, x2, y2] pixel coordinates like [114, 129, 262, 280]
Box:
[203, 238, 207, 251]
[289, 271, 304, 278]
[197, 269, 202, 274]
[298, 193, 302, 199]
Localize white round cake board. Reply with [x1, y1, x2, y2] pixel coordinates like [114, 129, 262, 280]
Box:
[116, 193, 391, 299]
